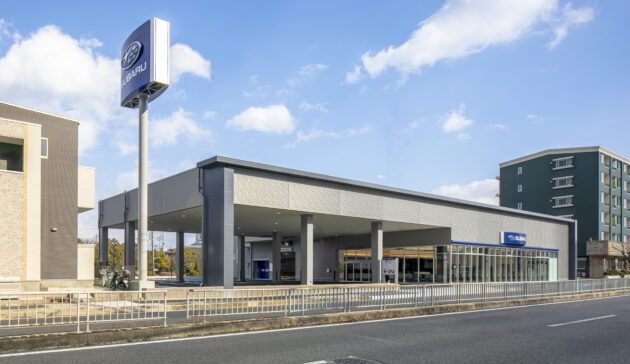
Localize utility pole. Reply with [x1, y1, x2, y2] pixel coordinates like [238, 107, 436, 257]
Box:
[151, 231, 154, 276]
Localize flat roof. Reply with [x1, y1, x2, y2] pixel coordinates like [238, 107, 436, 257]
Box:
[0, 101, 80, 125]
[197, 156, 573, 224]
[499, 146, 630, 168]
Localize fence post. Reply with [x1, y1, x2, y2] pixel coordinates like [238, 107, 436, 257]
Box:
[163, 291, 167, 327]
[86, 293, 90, 332]
[504, 283, 508, 301]
[524, 282, 528, 299]
[76, 293, 81, 333]
[186, 292, 190, 320]
[203, 291, 207, 323]
[286, 288, 289, 313]
[301, 289, 305, 316]
[483, 284, 486, 302]
[457, 284, 461, 304]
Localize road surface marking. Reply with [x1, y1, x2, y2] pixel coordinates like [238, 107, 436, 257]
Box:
[1, 294, 628, 359]
[548, 314, 616, 327]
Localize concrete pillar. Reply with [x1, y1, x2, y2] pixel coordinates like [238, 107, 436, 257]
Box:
[200, 166, 234, 288]
[124, 221, 136, 268]
[272, 232, 281, 283]
[239, 235, 246, 282]
[371, 221, 383, 283]
[300, 215, 313, 285]
[176, 231, 185, 282]
[99, 227, 109, 264]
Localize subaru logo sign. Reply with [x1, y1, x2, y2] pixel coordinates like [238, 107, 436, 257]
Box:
[501, 232, 526, 246]
[121, 18, 169, 108]
[121, 41, 142, 70]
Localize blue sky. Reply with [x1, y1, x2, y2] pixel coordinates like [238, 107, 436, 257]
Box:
[0, 1, 627, 245]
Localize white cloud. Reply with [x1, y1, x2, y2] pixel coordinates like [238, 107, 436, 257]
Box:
[170, 43, 212, 82]
[284, 125, 370, 148]
[456, 132, 471, 142]
[489, 123, 506, 130]
[227, 104, 295, 134]
[203, 110, 217, 120]
[299, 101, 328, 113]
[351, 0, 593, 82]
[0, 23, 212, 155]
[547, 3, 594, 49]
[345, 65, 363, 84]
[441, 104, 474, 132]
[408, 120, 420, 129]
[150, 108, 212, 147]
[287, 63, 329, 88]
[527, 113, 544, 124]
[377, 175, 385, 180]
[433, 178, 499, 205]
[299, 63, 329, 76]
[115, 140, 138, 155]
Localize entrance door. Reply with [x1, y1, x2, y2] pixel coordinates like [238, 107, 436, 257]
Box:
[254, 260, 270, 280]
[280, 252, 296, 281]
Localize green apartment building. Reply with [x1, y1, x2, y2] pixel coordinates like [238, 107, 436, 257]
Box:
[499, 147, 630, 277]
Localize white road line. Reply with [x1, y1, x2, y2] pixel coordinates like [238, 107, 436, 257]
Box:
[548, 314, 616, 327]
[1, 294, 629, 359]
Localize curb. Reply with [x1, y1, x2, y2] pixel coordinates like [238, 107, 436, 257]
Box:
[1, 289, 629, 354]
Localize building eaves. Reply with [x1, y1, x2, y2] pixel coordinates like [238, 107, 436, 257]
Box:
[198, 156, 574, 224]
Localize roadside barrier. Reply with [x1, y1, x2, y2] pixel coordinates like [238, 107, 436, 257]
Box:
[186, 278, 630, 321]
[0, 290, 167, 332]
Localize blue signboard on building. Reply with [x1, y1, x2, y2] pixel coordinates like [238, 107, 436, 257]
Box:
[501, 232, 526, 246]
[121, 18, 170, 108]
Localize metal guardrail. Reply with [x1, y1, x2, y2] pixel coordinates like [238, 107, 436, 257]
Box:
[0, 290, 167, 332]
[186, 278, 630, 321]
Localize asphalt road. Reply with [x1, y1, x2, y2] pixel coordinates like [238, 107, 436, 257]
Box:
[2, 295, 630, 364]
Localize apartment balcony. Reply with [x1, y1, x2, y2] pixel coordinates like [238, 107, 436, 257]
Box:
[78, 166, 95, 213]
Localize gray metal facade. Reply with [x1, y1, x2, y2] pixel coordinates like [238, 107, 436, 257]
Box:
[98, 156, 577, 285]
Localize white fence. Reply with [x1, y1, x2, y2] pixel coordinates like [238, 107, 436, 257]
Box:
[187, 278, 630, 320]
[0, 290, 167, 332]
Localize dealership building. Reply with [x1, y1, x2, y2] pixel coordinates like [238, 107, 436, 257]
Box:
[98, 156, 577, 288]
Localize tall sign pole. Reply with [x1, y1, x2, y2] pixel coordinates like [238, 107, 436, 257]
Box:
[121, 18, 170, 289]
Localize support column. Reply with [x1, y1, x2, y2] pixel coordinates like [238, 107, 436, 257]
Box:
[176, 231, 185, 282]
[239, 235, 246, 282]
[272, 232, 281, 283]
[124, 221, 136, 268]
[99, 227, 109, 264]
[300, 215, 313, 285]
[201, 166, 235, 288]
[371, 221, 383, 283]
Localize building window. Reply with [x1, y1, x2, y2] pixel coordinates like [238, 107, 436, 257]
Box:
[517, 184, 523, 192]
[517, 202, 522, 210]
[612, 177, 620, 189]
[0, 140, 24, 172]
[624, 199, 629, 210]
[41, 138, 48, 159]
[612, 160, 619, 169]
[612, 215, 620, 226]
[612, 196, 620, 207]
[517, 166, 522, 175]
[553, 176, 573, 189]
[552, 196, 573, 208]
[612, 233, 620, 242]
[553, 157, 573, 169]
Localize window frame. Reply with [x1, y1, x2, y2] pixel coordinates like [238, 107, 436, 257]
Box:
[41, 137, 48, 159]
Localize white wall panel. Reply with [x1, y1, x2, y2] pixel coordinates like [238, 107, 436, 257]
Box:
[289, 177, 340, 214]
[383, 194, 420, 224]
[340, 186, 383, 219]
[234, 169, 289, 209]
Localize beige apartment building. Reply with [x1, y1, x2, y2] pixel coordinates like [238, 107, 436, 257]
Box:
[0, 102, 95, 291]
